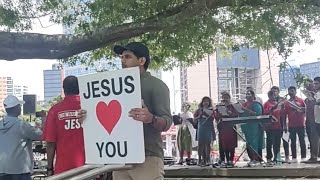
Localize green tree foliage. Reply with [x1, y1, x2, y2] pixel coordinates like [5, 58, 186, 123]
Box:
[46, 95, 63, 109]
[278, 61, 310, 88]
[189, 100, 199, 113]
[0, 1, 319, 69]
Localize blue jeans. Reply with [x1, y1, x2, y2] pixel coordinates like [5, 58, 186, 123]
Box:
[0, 173, 31, 180]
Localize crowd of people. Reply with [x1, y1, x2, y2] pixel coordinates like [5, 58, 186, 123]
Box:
[175, 77, 320, 168]
[0, 42, 172, 180]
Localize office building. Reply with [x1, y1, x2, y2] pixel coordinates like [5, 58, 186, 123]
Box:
[279, 67, 300, 90]
[300, 60, 320, 80]
[43, 64, 64, 102]
[181, 48, 280, 103]
[0, 77, 28, 111]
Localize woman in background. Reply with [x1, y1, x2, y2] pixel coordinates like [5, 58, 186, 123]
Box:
[177, 103, 197, 165]
[215, 92, 239, 167]
[264, 90, 283, 164]
[241, 89, 264, 166]
[194, 96, 216, 166]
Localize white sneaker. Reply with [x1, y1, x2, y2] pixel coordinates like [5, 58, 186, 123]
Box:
[289, 158, 298, 163]
[300, 158, 307, 162]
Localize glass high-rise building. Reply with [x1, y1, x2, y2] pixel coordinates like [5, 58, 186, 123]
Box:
[300, 60, 320, 80]
[279, 67, 300, 90]
[43, 64, 64, 102]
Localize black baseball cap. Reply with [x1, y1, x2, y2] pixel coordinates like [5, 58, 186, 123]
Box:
[113, 42, 150, 62]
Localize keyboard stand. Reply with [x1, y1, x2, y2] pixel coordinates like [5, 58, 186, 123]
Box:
[232, 123, 271, 167]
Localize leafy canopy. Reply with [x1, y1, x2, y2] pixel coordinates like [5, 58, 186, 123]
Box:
[0, 0, 319, 69]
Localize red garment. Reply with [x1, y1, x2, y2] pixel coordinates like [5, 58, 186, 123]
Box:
[42, 95, 85, 174]
[285, 97, 306, 128]
[263, 100, 282, 130]
[215, 104, 238, 150]
[243, 101, 257, 108]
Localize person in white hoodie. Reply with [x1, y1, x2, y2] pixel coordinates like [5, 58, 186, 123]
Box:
[0, 95, 42, 180]
[177, 102, 197, 165]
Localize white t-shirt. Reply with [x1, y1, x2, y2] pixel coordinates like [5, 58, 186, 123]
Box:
[181, 111, 193, 125]
[314, 92, 320, 124]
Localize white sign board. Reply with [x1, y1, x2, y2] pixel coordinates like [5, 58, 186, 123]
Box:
[78, 67, 145, 164]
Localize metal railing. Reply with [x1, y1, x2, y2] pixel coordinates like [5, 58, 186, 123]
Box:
[45, 164, 132, 180]
[45, 165, 101, 180]
[70, 164, 132, 180]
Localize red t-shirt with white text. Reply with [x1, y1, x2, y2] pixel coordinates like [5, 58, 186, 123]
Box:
[42, 95, 85, 174]
[263, 100, 282, 130]
[285, 97, 306, 128]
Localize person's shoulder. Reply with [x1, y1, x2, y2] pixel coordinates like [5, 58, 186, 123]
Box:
[253, 101, 263, 109]
[253, 100, 262, 105]
[48, 98, 68, 111]
[149, 75, 169, 90]
[296, 97, 304, 102]
[263, 100, 271, 106]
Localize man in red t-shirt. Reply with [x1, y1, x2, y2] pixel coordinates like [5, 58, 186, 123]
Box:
[42, 76, 85, 176]
[264, 90, 283, 164]
[271, 86, 290, 162]
[285, 86, 306, 163]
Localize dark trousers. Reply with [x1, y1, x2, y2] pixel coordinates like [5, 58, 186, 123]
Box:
[316, 123, 320, 137]
[280, 117, 289, 157]
[258, 148, 263, 161]
[247, 146, 263, 161]
[0, 174, 31, 180]
[289, 127, 307, 159]
[219, 148, 235, 162]
[282, 137, 290, 157]
[307, 121, 320, 159]
[306, 120, 312, 144]
[266, 129, 282, 161]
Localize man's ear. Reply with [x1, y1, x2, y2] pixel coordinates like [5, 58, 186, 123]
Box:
[139, 57, 146, 66]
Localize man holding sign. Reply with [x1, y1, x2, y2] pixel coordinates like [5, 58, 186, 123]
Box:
[78, 42, 172, 180]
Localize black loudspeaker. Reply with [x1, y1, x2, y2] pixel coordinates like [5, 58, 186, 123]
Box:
[23, 94, 37, 115]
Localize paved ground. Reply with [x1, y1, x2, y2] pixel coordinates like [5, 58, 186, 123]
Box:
[164, 162, 320, 178]
[165, 178, 319, 180]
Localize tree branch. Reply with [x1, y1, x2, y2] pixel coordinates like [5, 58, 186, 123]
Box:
[20, 12, 52, 19]
[1, 0, 207, 60]
[0, 0, 319, 60]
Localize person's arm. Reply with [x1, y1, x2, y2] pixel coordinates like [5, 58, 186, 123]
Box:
[264, 102, 275, 115]
[43, 109, 57, 176]
[129, 81, 172, 131]
[46, 142, 56, 176]
[150, 81, 172, 132]
[192, 109, 200, 129]
[186, 111, 194, 125]
[298, 99, 306, 113]
[242, 106, 257, 116]
[20, 121, 42, 141]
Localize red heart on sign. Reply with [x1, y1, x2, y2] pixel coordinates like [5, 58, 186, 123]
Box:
[96, 100, 122, 134]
